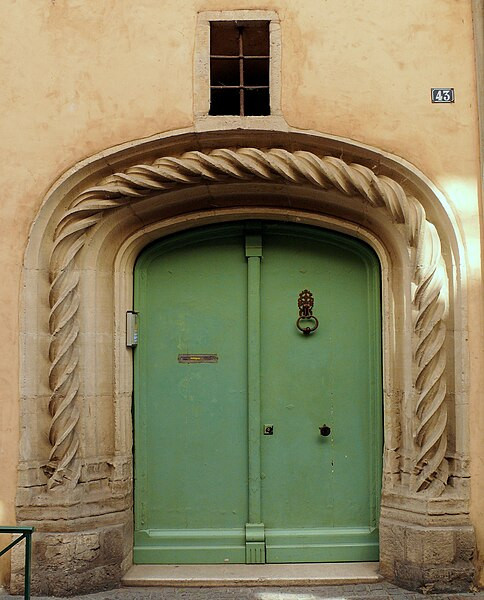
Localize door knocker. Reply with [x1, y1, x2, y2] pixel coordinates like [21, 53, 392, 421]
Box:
[296, 289, 319, 335]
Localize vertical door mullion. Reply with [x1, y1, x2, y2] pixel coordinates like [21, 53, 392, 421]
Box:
[247, 254, 261, 522]
[245, 231, 265, 562]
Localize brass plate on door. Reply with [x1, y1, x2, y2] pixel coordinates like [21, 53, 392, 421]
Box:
[178, 354, 219, 363]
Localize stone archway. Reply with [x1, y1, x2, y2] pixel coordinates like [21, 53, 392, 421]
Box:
[15, 129, 476, 595]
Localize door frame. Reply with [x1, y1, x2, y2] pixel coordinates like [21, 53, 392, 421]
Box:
[18, 128, 476, 593]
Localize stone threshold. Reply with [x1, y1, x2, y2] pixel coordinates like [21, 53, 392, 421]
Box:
[122, 562, 382, 587]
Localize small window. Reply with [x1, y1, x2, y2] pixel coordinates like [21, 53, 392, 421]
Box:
[209, 21, 270, 116]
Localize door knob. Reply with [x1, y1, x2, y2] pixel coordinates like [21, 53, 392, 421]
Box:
[319, 424, 331, 437]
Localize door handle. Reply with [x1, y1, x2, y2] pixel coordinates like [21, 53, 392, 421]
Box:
[319, 424, 331, 437]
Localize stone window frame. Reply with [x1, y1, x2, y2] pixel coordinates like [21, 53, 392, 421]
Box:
[194, 10, 283, 127]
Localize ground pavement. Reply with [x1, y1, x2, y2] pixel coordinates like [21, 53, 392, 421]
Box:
[1, 582, 483, 600]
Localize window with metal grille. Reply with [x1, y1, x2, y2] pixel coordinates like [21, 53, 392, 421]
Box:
[209, 21, 270, 116]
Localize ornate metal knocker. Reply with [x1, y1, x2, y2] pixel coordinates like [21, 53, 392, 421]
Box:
[296, 289, 319, 335]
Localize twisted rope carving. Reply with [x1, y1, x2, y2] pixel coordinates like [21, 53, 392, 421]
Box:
[43, 148, 449, 493]
[411, 204, 449, 494]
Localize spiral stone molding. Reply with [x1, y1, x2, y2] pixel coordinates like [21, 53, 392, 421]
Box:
[42, 147, 449, 494]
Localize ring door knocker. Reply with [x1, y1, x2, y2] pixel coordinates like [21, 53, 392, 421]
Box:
[296, 289, 319, 335]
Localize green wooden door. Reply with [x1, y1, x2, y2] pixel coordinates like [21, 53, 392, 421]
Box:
[134, 223, 381, 564]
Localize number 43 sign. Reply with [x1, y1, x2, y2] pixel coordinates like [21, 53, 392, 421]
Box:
[431, 88, 455, 103]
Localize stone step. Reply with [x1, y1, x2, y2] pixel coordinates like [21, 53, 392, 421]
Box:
[122, 562, 382, 587]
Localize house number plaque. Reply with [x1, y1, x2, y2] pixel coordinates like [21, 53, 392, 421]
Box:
[431, 88, 454, 103]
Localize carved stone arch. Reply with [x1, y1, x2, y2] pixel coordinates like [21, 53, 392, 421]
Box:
[16, 128, 475, 595]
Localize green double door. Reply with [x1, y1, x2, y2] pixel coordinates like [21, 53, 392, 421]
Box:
[134, 222, 382, 564]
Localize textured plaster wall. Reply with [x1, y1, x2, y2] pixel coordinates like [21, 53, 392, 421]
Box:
[0, 0, 481, 586]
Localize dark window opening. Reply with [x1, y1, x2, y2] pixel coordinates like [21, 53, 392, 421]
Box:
[209, 21, 270, 116]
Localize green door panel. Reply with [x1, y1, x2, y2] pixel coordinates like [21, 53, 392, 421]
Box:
[134, 222, 382, 565]
[260, 226, 381, 562]
[134, 227, 249, 563]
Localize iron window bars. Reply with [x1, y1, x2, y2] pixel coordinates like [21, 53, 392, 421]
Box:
[209, 21, 270, 116]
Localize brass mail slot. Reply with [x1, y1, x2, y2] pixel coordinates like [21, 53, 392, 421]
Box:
[178, 354, 219, 364]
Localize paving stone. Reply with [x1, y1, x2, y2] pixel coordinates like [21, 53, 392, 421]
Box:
[1, 583, 483, 600]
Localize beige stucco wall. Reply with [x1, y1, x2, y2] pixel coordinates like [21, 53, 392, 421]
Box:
[0, 0, 481, 587]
